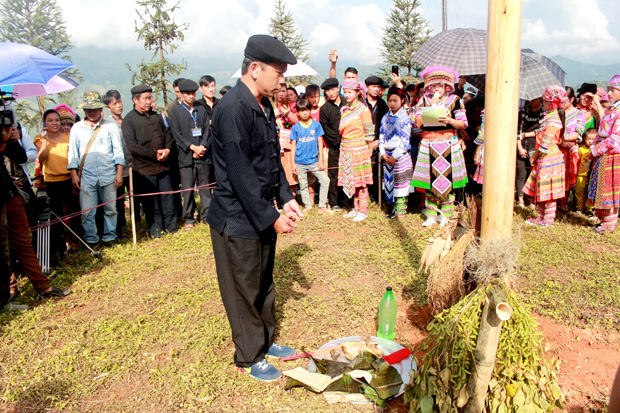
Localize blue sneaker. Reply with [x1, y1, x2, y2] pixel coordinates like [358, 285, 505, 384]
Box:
[266, 343, 296, 358]
[237, 360, 282, 382]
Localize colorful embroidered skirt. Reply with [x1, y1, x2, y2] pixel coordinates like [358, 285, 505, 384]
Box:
[383, 149, 413, 204]
[338, 144, 373, 198]
[560, 144, 579, 190]
[523, 144, 566, 202]
[474, 146, 484, 185]
[587, 152, 620, 209]
[410, 131, 468, 197]
[281, 149, 296, 186]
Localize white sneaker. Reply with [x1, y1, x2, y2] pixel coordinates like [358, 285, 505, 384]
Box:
[439, 216, 449, 227]
[352, 213, 368, 222]
[422, 216, 437, 227]
[343, 210, 358, 218]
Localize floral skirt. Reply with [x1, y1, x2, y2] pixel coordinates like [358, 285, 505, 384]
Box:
[560, 144, 579, 190]
[523, 144, 565, 202]
[587, 152, 620, 209]
[338, 144, 373, 198]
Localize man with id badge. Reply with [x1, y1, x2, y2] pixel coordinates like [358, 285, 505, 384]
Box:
[168, 79, 212, 230]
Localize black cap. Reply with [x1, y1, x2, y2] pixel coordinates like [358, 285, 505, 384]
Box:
[178, 79, 199, 93]
[320, 78, 339, 90]
[577, 82, 597, 96]
[131, 85, 152, 97]
[381, 80, 390, 89]
[244, 34, 297, 65]
[364, 76, 382, 86]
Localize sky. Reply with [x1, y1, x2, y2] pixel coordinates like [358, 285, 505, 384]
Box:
[55, 0, 620, 67]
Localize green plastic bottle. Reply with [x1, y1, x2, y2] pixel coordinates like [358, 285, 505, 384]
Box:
[377, 287, 397, 341]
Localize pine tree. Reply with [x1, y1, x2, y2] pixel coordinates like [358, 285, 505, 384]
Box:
[126, 0, 188, 109]
[268, 0, 313, 86]
[379, 0, 431, 84]
[0, 0, 82, 129]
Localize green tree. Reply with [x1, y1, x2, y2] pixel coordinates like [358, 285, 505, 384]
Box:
[0, 0, 82, 129]
[268, 0, 313, 86]
[379, 0, 431, 85]
[126, 0, 188, 109]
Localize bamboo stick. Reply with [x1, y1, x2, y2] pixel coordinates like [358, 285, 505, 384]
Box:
[480, 0, 523, 241]
[464, 284, 512, 413]
[129, 167, 137, 246]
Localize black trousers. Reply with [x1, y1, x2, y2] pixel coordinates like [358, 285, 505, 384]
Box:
[0, 200, 10, 307]
[136, 172, 177, 237]
[516, 138, 536, 199]
[45, 179, 81, 255]
[327, 150, 340, 207]
[368, 148, 381, 203]
[179, 163, 213, 224]
[210, 226, 276, 367]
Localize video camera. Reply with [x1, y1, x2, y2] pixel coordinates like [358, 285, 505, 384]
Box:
[0, 91, 16, 129]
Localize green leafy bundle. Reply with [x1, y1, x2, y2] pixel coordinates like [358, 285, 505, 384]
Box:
[404, 284, 564, 413]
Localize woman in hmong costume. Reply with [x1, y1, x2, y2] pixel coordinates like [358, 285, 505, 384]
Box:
[274, 83, 298, 189]
[587, 74, 620, 234]
[523, 86, 567, 227]
[338, 79, 374, 222]
[411, 66, 468, 227]
[576, 83, 599, 130]
[473, 109, 485, 184]
[559, 87, 586, 208]
[379, 87, 413, 219]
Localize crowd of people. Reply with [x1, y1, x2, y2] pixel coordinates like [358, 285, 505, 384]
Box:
[1, 41, 619, 314]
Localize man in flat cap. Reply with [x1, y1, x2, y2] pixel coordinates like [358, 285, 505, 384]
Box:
[68, 91, 125, 246]
[364, 75, 389, 203]
[207, 34, 303, 382]
[122, 85, 177, 238]
[319, 78, 346, 211]
[168, 79, 212, 230]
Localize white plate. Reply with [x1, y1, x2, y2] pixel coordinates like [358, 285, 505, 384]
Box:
[307, 336, 416, 397]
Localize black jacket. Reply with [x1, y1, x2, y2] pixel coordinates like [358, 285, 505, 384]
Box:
[367, 97, 389, 140]
[207, 80, 294, 240]
[168, 103, 211, 167]
[0, 141, 26, 202]
[319, 98, 346, 154]
[121, 109, 173, 176]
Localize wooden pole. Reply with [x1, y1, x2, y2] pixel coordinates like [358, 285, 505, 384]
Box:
[480, 0, 523, 241]
[464, 284, 513, 413]
[129, 167, 137, 246]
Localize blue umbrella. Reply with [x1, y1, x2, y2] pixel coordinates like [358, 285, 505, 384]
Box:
[0, 42, 74, 87]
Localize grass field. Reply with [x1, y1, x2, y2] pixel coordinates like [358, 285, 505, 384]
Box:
[0, 204, 618, 412]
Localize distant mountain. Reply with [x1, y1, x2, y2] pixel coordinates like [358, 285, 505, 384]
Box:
[550, 55, 620, 87]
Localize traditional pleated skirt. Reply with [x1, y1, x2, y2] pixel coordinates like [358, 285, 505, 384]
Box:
[338, 143, 373, 198]
[281, 149, 296, 186]
[384, 149, 413, 203]
[473, 146, 484, 185]
[587, 152, 620, 209]
[523, 144, 566, 202]
[560, 144, 579, 190]
[410, 131, 468, 198]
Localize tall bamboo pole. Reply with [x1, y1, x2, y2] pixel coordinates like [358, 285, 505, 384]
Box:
[480, 0, 523, 241]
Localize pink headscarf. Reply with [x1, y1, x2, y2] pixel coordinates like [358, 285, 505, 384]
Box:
[542, 85, 568, 110]
[342, 79, 367, 100]
[421, 65, 458, 95]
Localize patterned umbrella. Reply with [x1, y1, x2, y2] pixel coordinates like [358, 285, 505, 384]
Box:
[412, 28, 487, 76]
[1, 73, 79, 99]
[0, 42, 74, 86]
[519, 49, 566, 100]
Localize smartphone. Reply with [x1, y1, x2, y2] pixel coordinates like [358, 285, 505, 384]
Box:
[392, 65, 399, 76]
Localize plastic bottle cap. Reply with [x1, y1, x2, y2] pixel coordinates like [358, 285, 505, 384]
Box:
[386, 287, 393, 291]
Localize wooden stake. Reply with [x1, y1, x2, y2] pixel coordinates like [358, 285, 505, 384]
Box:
[464, 284, 512, 413]
[129, 167, 137, 246]
[480, 0, 523, 241]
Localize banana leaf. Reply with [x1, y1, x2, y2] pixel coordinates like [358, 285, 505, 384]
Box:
[369, 358, 404, 400]
[349, 350, 378, 370]
[324, 374, 363, 393]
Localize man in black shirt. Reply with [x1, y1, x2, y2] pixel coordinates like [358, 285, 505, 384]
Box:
[207, 34, 303, 382]
[122, 85, 177, 237]
[516, 97, 545, 206]
[365, 76, 389, 203]
[196, 75, 219, 118]
[319, 77, 345, 210]
[168, 79, 212, 230]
